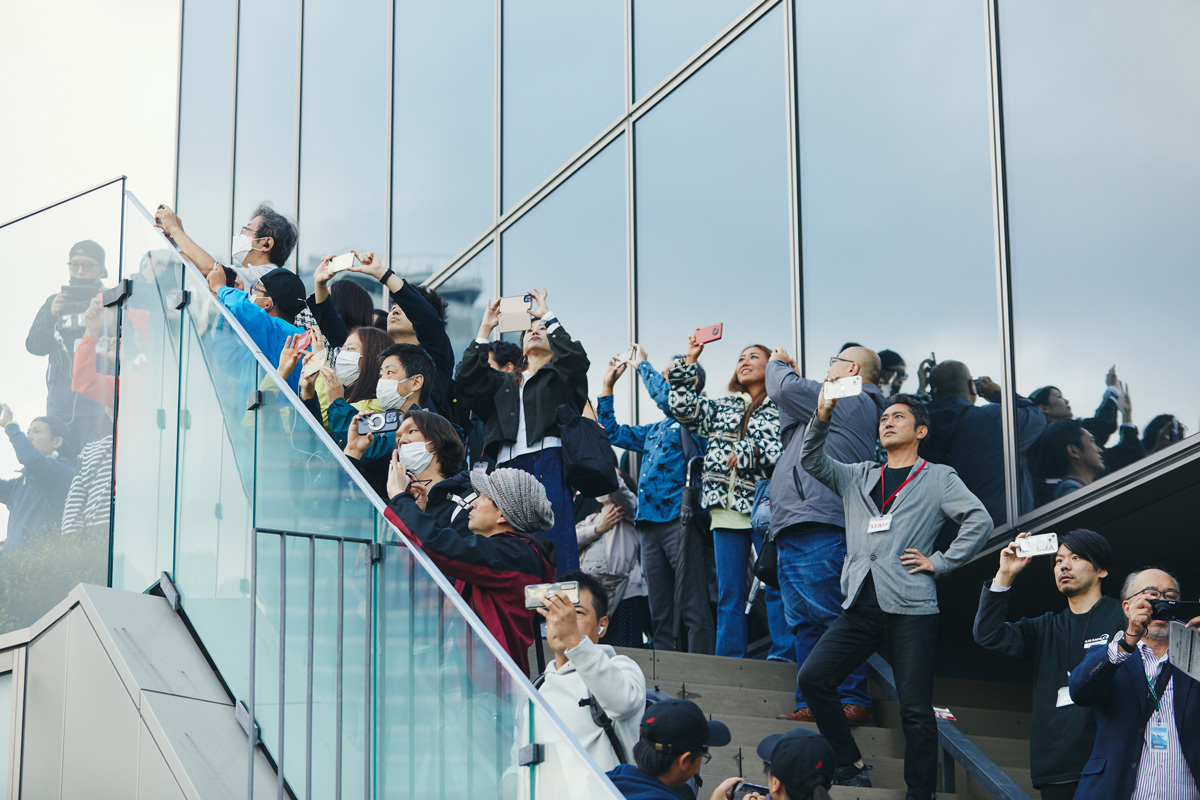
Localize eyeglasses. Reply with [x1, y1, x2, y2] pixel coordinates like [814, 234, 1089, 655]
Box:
[240, 225, 266, 239]
[699, 749, 712, 765]
[829, 356, 854, 367]
[1131, 587, 1180, 601]
[68, 260, 101, 272]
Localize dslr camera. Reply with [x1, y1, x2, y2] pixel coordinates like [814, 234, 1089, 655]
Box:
[356, 410, 401, 436]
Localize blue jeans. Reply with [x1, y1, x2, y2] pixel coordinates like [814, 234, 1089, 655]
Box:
[500, 447, 577, 576]
[713, 527, 794, 660]
[777, 526, 870, 708]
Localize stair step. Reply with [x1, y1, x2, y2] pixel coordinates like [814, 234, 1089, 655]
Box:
[874, 699, 1032, 741]
[616, 647, 798, 691]
[648, 679, 796, 719]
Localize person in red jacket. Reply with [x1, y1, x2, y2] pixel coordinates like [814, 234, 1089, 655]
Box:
[384, 464, 556, 674]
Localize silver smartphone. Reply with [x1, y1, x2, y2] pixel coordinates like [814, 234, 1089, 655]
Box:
[824, 375, 863, 399]
[524, 581, 581, 609]
[1016, 532, 1058, 558]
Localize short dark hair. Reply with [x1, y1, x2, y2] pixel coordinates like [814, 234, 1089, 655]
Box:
[884, 394, 930, 432]
[330, 279, 376, 331]
[1058, 529, 1114, 589]
[1143, 414, 1185, 453]
[406, 410, 465, 477]
[1032, 419, 1088, 482]
[671, 354, 705, 393]
[489, 340, 525, 371]
[633, 738, 679, 778]
[1030, 386, 1058, 407]
[558, 570, 610, 621]
[372, 308, 388, 330]
[379, 343, 436, 407]
[249, 203, 298, 267]
[343, 326, 394, 405]
[32, 415, 70, 446]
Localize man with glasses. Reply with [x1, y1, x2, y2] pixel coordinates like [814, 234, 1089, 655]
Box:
[153, 202, 297, 290]
[25, 239, 111, 448]
[1069, 568, 1200, 800]
[766, 346, 883, 725]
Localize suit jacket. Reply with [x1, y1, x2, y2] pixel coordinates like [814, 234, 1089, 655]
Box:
[1069, 641, 1200, 800]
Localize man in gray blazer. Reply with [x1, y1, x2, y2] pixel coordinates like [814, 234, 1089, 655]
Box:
[797, 390, 992, 797]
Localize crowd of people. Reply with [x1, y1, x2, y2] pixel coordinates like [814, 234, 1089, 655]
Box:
[7, 200, 1200, 800]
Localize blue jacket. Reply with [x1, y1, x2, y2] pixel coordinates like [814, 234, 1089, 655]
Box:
[606, 765, 684, 799]
[217, 286, 304, 393]
[0, 425, 77, 552]
[598, 362, 688, 524]
[1069, 641, 1200, 800]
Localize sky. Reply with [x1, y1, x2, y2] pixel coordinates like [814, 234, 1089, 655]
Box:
[0, 0, 181, 538]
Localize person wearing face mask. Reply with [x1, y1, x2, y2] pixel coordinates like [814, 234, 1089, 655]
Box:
[388, 410, 472, 535]
[154, 203, 297, 288]
[457, 288, 590, 576]
[25, 239, 111, 449]
[289, 325, 392, 431]
[0, 404, 76, 555]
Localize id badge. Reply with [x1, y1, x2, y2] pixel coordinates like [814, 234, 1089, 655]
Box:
[867, 515, 893, 533]
[1056, 686, 1074, 707]
[1150, 725, 1168, 751]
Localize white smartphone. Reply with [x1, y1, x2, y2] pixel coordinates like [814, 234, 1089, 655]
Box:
[618, 345, 638, 364]
[328, 253, 360, 274]
[497, 294, 534, 334]
[824, 375, 863, 399]
[1016, 532, 1058, 558]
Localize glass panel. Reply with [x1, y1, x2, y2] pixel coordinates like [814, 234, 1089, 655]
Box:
[173, 265, 258, 700]
[393, 0, 495, 277]
[633, 0, 754, 99]
[795, 2, 1008, 524]
[635, 7, 790, 418]
[1003, 1, 1200, 514]
[435, 244, 495, 379]
[0, 670, 10, 788]
[111, 201, 186, 593]
[502, 139, 628, 425]
[177, 0, 237, 253]
[297, 0, 388, 291]
[231, 0, 300, 238]
[502, 1, 624, 210]
[0, 185, 121, 634]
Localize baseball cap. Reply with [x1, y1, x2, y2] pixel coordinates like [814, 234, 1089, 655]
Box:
[756, 729, 836, 790]
[259, 267, 308, 322]
[640, 698, 730, 757]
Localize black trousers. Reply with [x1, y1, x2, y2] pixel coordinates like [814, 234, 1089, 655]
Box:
[796, 603, 939, 799]
[639, 518, 716, 654]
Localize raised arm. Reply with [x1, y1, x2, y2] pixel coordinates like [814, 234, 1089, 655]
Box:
[799, 387, 859, 495]
[765, 355, 821, 423]
[153, 204, 220, 275]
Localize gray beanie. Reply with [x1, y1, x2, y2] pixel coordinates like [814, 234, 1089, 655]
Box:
[469, 468, 555, 533]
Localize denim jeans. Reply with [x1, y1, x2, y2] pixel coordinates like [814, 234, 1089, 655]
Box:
[713, 527, 794, 660]
[777, 527, 870, 708]
[500, 447, 577, 575]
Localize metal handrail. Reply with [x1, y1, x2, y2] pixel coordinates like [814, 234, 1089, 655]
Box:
[866, 653, 1031, 800]
[0, 175, 126, 230]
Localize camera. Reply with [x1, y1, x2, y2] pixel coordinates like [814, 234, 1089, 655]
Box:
[356, 410, 401, 436]
[1150, 598, 1200, 622]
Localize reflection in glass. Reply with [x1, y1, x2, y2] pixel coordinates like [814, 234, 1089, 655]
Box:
[502, 1, 624, 210]
[433, 244, 495, 372]
[502, 139, 628, 424]
[297, 0, 388, 289]
[394, 0, 494, 278]
[232, 0, 299, 249]
[633, 0, 753, 99]
[1002, 1, 1200, 512]
[635, 7, 790, 421]
[177, 0, 237, 255]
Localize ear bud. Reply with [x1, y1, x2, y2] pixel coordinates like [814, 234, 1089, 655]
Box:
[597, 626, 606, 636]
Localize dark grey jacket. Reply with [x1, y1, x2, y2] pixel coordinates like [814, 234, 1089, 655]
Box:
[766, 361, 884, 537]
[800, 417, 993, 615]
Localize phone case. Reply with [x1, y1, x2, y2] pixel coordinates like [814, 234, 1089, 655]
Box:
[824, 375, 863, 399]
[1016, 532, 1058, 557]
[693, 323, 723, 345]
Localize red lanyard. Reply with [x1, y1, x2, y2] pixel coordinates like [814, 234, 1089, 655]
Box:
[880, 460, 926, 512]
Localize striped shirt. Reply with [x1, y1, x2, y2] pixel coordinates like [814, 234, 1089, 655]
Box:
[1107, 637, 1200, 800]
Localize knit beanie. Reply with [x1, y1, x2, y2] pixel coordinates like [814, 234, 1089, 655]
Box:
[469, 468, 555, 533]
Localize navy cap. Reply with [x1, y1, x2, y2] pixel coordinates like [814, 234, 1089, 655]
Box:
[640, 698, 730, 757]
[756, 729, 836, 790]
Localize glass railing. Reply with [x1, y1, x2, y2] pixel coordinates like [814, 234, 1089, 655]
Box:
[0, 179, 124, 635]
[107, 191, 621, 798]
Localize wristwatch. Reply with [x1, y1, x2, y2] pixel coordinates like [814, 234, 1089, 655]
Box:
[1117, 632, 1138, 653]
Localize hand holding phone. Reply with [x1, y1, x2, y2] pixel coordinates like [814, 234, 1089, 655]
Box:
[1016, 532, 1058, 558]
[327, 252, 361, 275]
[497, 295, 534, 333]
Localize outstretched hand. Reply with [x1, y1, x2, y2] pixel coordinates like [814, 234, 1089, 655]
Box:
[0, 403, 13, 429]
[601, 357, 627, 393]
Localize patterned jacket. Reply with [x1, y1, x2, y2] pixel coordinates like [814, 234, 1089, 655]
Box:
[667, 362, 781, 516]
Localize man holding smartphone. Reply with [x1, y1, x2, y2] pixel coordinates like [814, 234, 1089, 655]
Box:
[797, 390, 991, 795]
[973, 529, 1126, 800]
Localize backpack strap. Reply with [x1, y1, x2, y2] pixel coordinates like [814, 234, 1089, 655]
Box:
[581, 693, 629, 765]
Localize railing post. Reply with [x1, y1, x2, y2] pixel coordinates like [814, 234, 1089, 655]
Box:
[942, 747, 957, 795]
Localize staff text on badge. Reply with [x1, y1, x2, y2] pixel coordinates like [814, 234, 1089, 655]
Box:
[868, 514, 893, 533]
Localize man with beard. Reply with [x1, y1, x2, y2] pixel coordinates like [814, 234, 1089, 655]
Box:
[973, 529, 1127, 799]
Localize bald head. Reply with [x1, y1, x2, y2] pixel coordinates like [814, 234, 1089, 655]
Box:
[841, 347, 881, 385]
[929, 360, 973, 398]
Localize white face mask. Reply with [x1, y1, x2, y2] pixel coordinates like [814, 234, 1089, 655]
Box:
[335, 349, 361, 386]
[376, 378, 415, 411]
[398, 440, 435, 475]
[231, 233, 260, 264]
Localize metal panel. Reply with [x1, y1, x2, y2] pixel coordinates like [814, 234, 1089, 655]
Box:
[59, 611, 139, 799]
[136, 721, 187, 800]
[18, 616, 69, 799]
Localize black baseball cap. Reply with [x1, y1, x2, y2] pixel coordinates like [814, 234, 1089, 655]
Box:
[640, 698, 730, 757]
[259, 267, 308, 322]
[756, 729, 836, 789]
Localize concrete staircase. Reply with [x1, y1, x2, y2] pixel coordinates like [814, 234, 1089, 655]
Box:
[612, 647, 1037, 799]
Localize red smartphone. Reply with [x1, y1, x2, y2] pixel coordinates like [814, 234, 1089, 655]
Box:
[294, 331, 312, 351]
[693, 323, 723, 345]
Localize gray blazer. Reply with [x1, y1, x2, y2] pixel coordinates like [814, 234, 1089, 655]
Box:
[800, 417, 993, 615]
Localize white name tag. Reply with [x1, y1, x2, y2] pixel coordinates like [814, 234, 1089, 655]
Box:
[1056, 686, 1074, 707]
[867, 515, 893, 533]
[1083, 635, 1109, 649]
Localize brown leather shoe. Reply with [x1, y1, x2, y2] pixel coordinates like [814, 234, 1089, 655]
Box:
[843, 704, 875, 725]
[776, 707, 816, 722]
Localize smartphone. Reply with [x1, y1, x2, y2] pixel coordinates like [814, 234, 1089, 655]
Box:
[498, 295, 534, 334]
[823, 374, 863, 399]
[300, 346, 327, 378]
[619, 345, 638, 364]
[328, 253, 360, 274]
[294, 331, 313, 351]
[730, 781, 770, 800]
[1016, 532, 1058, 558]
[356, 410, 402, 436]
[524, 581, 581, 610]
[693, 323, 723, 345]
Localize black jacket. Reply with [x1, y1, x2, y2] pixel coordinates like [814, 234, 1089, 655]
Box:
[26, 289, 110, 444]
[423, 471, 476, 536]
[456, 320, 589, 460]
[973, 583, 1126, 786]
